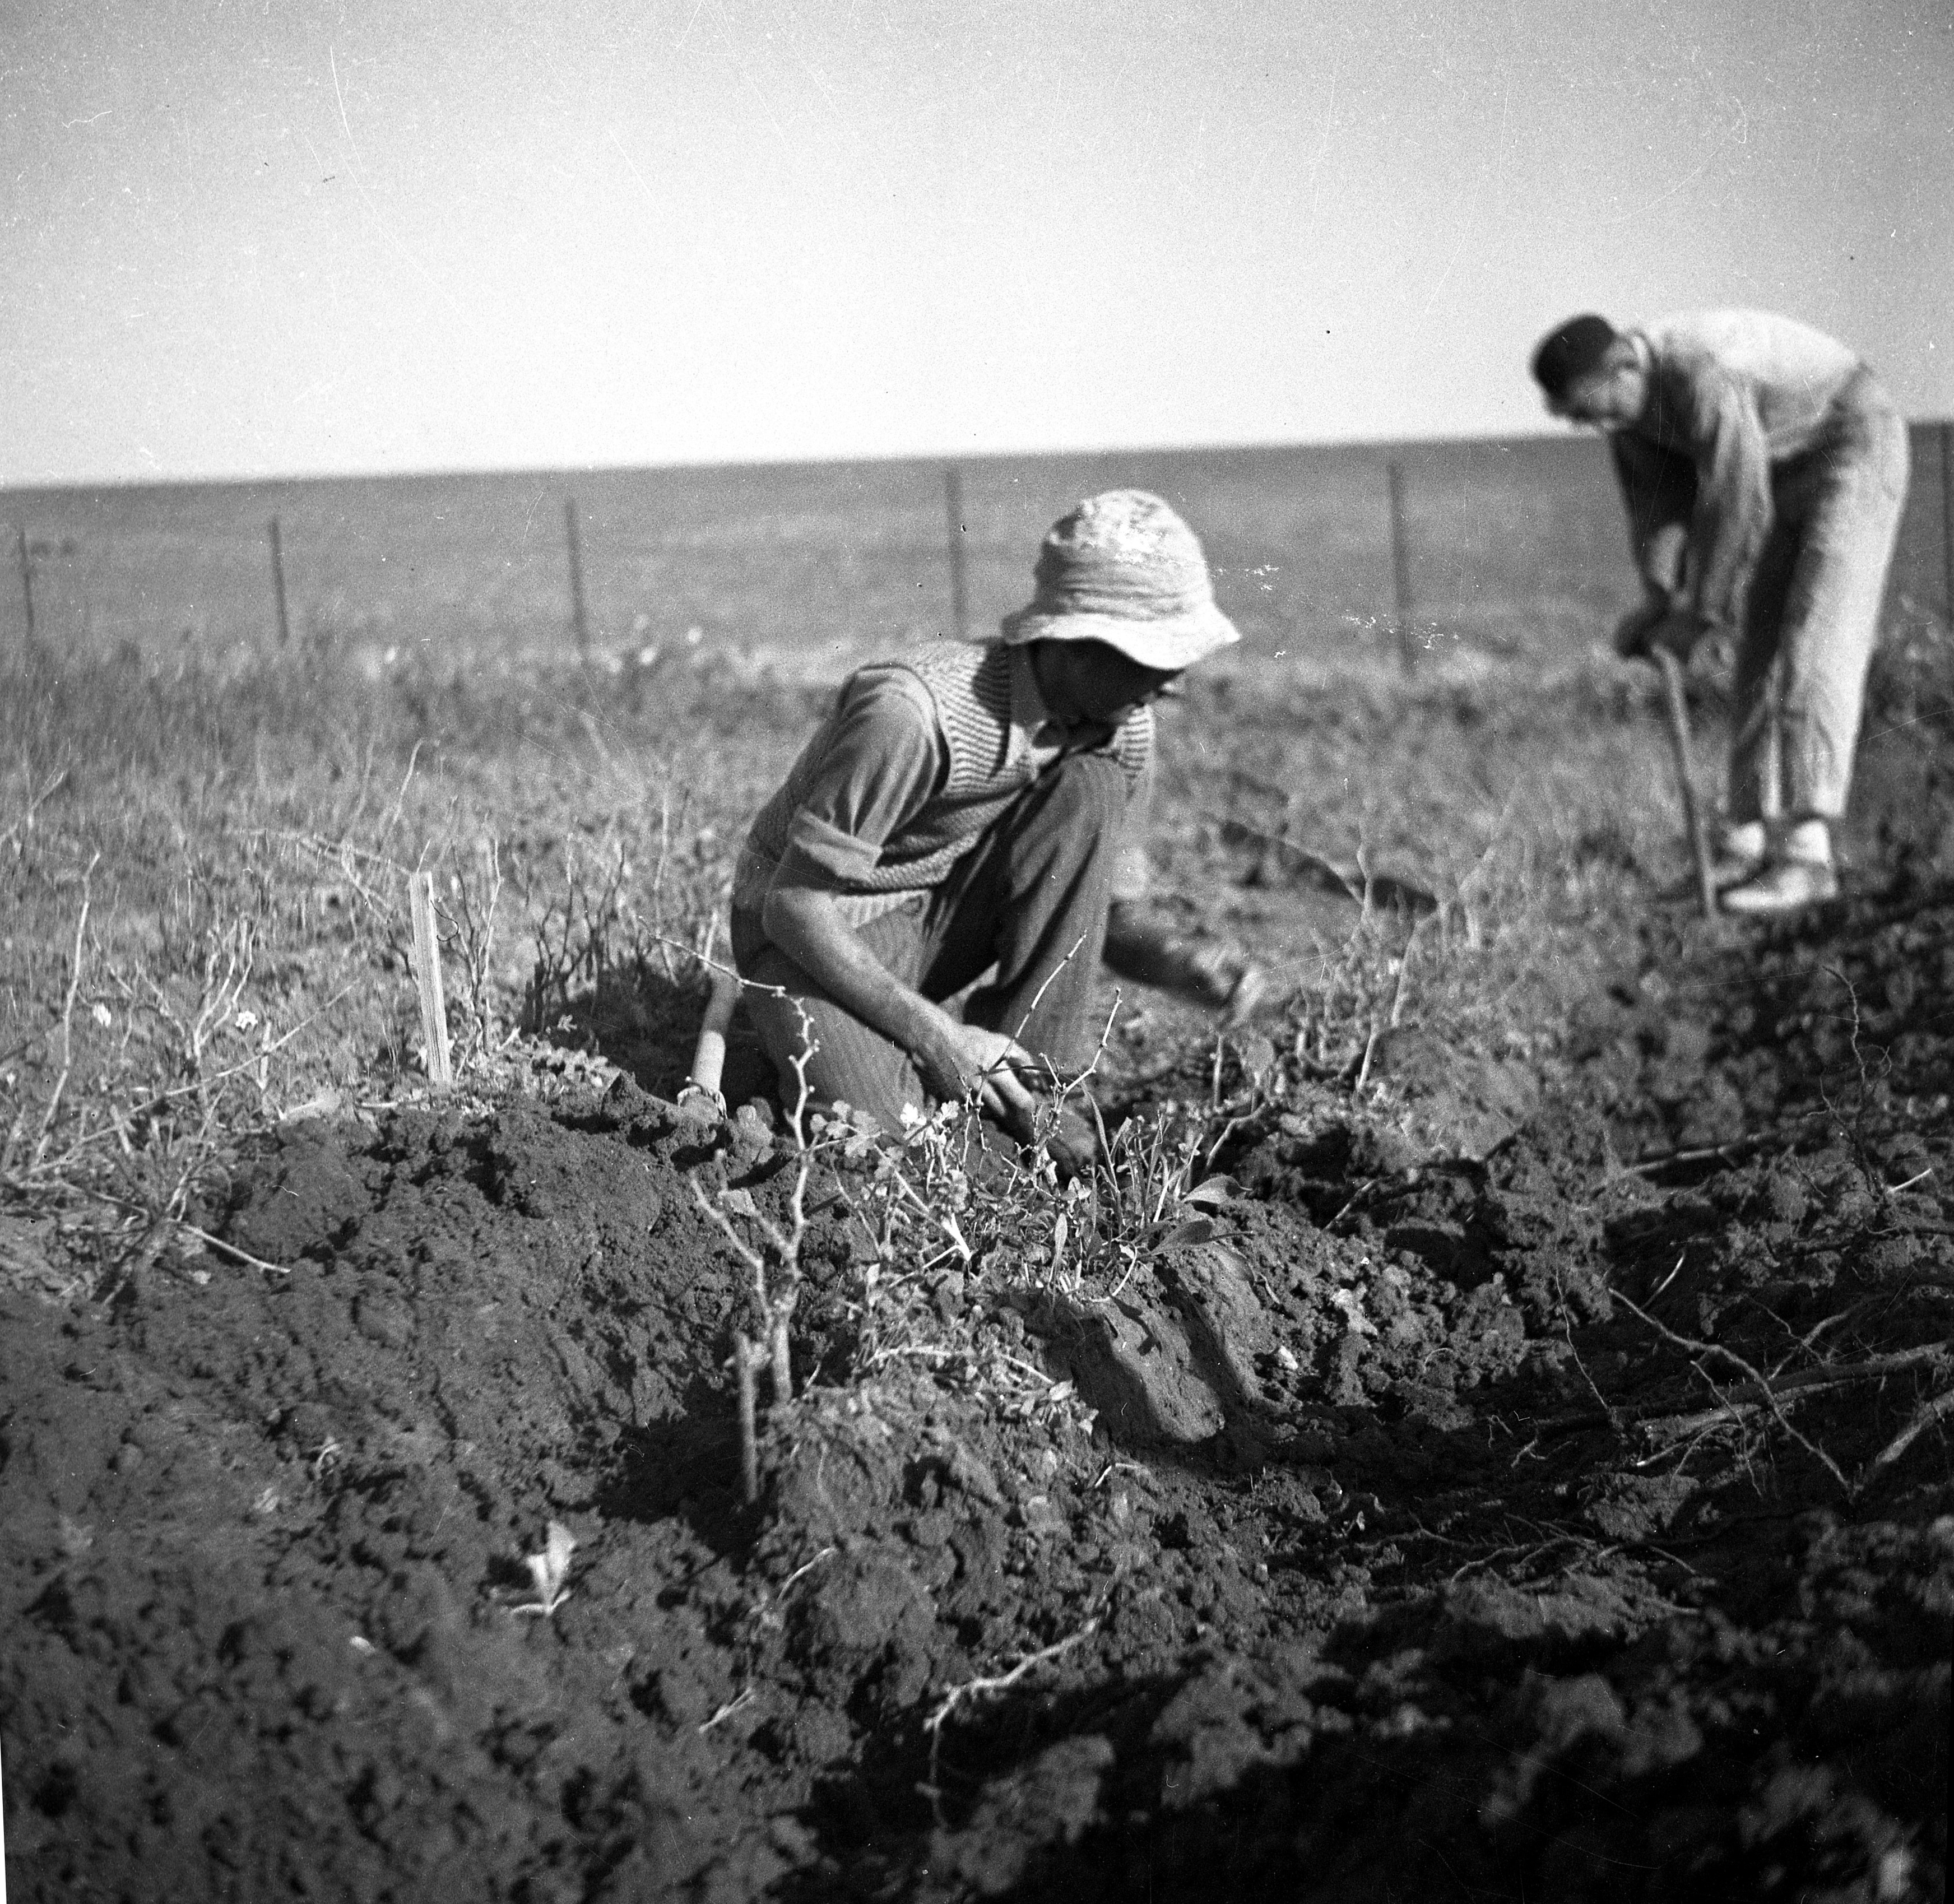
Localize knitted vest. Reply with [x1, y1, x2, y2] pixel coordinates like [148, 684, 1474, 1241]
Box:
[741, 641, 1152, 899]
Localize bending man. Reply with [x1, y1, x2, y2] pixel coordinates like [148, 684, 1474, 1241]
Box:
[730, 489, 1261, 1151]
[1531, 309, 1909, 914]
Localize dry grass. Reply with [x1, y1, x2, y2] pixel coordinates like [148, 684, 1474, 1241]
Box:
[0, 629, 1733, 1320]
[0, 642, 794, 1290]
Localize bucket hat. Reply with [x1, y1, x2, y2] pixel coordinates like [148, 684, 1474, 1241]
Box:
[999, 489, 1240, 671]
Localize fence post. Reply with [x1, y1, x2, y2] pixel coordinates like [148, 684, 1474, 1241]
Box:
[1386, 460, 1415, 676]
[945, 466, 968, 642]
[408, 870, 454, 1091]
[15, 524, 35, 646]
[268, 516, 291, 647]
[565, 496, 591, 661]
[1941, 421, 1952, 631]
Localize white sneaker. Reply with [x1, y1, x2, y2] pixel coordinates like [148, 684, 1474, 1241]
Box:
[1706, 848, 1767, 891]
[1710, 821, 1768, 888]
[1720, 858, 1839, 914]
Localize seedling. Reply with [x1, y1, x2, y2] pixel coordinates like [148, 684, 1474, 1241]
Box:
[512, 1521, 577, 1617]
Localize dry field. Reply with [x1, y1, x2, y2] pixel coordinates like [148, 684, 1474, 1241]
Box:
[2, 480, 1952, 1902]
[3, 439, 1652, 669]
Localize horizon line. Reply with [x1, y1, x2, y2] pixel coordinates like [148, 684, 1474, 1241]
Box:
[9, 407, 1951, 499]
[0, 422, 1619, 498]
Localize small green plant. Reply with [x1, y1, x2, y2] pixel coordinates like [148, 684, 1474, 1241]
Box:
[1076, 1100, 1240, 1299]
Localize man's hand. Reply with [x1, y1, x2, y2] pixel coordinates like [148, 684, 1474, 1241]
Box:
[917, 1023, 1042, 1136]
[1613, 600, 1705, 663]
[1637, 522, 1690, 600]
[764, 885, 1056, 1132]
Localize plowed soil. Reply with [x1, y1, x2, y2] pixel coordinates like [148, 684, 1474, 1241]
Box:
[6, 723, 1953, 1903]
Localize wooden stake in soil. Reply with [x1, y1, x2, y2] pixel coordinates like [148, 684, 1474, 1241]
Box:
[945, 466, 969, 642]
[565, 496, 591, 662]
[407, 871, 454, 1090]
[268, 515, 292, 647]
[1387, 460, 1415, 676]
[1654, 648, 1718, 921]
[15, 523, 35, 645]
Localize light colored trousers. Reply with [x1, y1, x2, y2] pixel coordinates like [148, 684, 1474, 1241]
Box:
[1727, 373, 1909, 824]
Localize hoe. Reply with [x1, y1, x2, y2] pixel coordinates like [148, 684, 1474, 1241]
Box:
[1616, 599, 1718, 921]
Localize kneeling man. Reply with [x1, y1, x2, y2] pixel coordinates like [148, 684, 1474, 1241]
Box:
[731, 489, 1260, 1146]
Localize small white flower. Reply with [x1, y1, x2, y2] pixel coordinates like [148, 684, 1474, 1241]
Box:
[235, 1009, 259, 1033]
[90, 1002, 112, 1028]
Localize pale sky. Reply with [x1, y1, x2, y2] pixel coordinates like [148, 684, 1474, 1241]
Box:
[3, 0, 1950, 484]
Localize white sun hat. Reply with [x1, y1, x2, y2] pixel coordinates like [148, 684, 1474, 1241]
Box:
[998, 489, 1241, 672]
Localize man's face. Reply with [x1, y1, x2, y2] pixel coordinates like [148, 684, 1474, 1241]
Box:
[1547, 352, 1648, 429]
[1034, 640, 1183, 727]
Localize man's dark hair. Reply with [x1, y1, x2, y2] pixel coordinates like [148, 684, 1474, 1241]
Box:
[1531, 313, 1619, 400]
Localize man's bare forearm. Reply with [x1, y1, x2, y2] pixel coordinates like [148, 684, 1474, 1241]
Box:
[760, 885, 957, 1075]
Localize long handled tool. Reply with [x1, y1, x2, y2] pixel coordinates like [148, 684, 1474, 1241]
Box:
[1651, 647, 1718, 921]
[676, 967, 741, 1121]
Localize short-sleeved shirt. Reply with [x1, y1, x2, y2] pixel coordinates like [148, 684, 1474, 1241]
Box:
[732, 644, 1152, 925]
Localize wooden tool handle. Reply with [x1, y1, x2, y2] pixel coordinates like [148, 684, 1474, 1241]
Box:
[1653, 649, 1718, 922]
[681, 968, 741, 1111]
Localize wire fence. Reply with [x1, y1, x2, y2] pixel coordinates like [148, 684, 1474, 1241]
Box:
[4, 426, 1951, 681]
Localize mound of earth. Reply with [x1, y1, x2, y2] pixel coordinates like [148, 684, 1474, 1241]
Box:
[6, 876, 1953, 1901]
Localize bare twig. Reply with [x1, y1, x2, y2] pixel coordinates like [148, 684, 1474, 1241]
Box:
[1610, 1112, 1831, 1179]
[921, 1623, 1097, 1824]
[1612, 1287, 1855, 1494]
[1542, 1343, 1951, 1439]
[777, 1546, 836, 1597]
[32, 857, 97, 1168]
[698, 1688, 754, 1734]
[0, 1178, 294, 1278]
[1642, 1344, 1951, 1432]
[1866, 1385, 1954, 1477]
[1008, 931, 1089, 1055]
[376, 738, 423, 847]
[1353, 1018, 1383, 1097]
